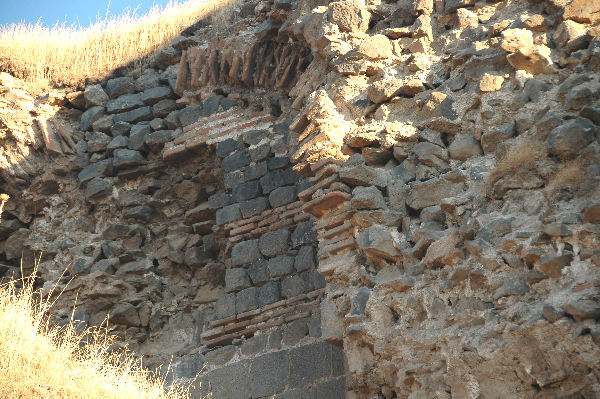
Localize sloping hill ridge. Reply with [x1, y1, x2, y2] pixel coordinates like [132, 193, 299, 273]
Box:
[1, 0, 600, 397]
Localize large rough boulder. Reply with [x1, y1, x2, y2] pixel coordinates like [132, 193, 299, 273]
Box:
[329, 0, 370, 33]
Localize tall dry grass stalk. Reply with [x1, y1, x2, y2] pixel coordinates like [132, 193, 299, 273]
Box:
[0, 0, 240, 90]
[485, 138, 547, 191]
[0, 273, 193, 399]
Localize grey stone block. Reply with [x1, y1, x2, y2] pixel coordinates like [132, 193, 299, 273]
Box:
[216, 203, 242, 225]
[209, 193, 232, 208]
[291, 221, 317, 248]
[241, 334, 267, 356]
[204, 345, 237, 367]
[259, 168, 299, 194]
[80, 106, 105, 131]
[231, 239, 261, 266]
[232, 180, 261, 203]
[244, 129, 269, 145]
[249, 350, 289, 397]
[225, 268, 251, 292]
[283, 320, 308, 346]
[107, 93, 144, 114]
[236, 287, 259, 313]
[248, 260, 269, 285]
[259, 229, 290, 257]
[78, 159, 112, 183]
[105, 77, 136, 99]
[314, 377, 346, 399]
[332, 346, 346, 377]
[268, 255, 294, 277]
[269, 186, 296, 208]
[113, 149, 144, 169]
[176, 104, 200, 127]
[268, 329, 282, 350]
[312, 270, 326, 290]
[216, 138, 240, 157]
[113, 106, 153, 124]
[152, 99, 177, 118]
[200, 362, 249, 399]
[224, 170, 244, 190]
[249, 142, 270, 162]
[259, 281, 281, 307]
[289, 342, 332, 388]
[281, 275, 309, 299]
[268, 156, 289, 170]
[294, 246, 315, 272]
[202, 95, 223, 116]
[308, 317, 321, 338]
[144, 130, 172, 152]
[242, 161, 268, 181]
[214, 293, 236, 319]
[239, 196, 268, 218]
[111, 121, 131, 136]
[222, 149, 251, 171]
[86, 177, 112, 200]
[128, 123, 151, 143]
[141, 86, 173, 105]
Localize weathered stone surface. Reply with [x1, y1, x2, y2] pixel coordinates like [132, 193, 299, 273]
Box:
[583, 203, 600, 224]
[368, 79, 403, 103]
[268, 255, 295, 277]
[501, 29, 533, 53]
[358, 225, 402, 260]
[154, 46, 181, 69]
[424, 232, 463, 267]
[232, 239, 261, 266]
[289, 342, 332, 388]
[356, 35, 393, 60]
[340, 164, 389, 188]
[78, 159, 112, 183]
[141, 86, 173, 105]
[563, 0, 600, 24]
[564, 295, 600, 321]
[507, 46, 554, 74]
[449, 135, 483, 161]
[84, 84, 108, 107]
[225, 268, 251, 292]
[536, 253, 572, 278]
[329, 0, 370, 33]
[236, 286, 258, 313]
[269, 186, 296, 208]
[85, 177, 112, 200]
[106, 93, 144, 114]
[222, 150, 251, 172]
[112, 149, 144, 169]
[281, 274, 309, 298]
[259, 229, 289, 258]
[481, 122, 515, 154]
[250, 351, 288, 397]
[547, 118, 596, 159]
[351, 186, 386, 210]
[80, 106, 105, 131]
[407, 178, 463, 210]
[105, 77, 135, 99]
[258, 281, 281, 307]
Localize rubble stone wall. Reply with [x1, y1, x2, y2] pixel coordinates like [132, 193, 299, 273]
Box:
[1, 0, 600, 397]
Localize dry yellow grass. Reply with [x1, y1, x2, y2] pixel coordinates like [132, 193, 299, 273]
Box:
[545, 160, 585, 193]
[0, 0, 240, 90]
[485, 138, 547, 193]
[0, 274, 193, 399]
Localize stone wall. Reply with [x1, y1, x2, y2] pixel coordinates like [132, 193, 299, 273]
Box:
[2, 0, 600, 397]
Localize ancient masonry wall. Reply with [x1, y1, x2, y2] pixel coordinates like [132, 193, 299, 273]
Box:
[2, 0, 600, 398]
[164, 105, 347, 397]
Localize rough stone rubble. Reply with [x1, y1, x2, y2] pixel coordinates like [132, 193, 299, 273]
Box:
[1, 0, 600, 397]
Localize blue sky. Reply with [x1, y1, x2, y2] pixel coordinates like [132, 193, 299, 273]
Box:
[0, 0, 174, 27]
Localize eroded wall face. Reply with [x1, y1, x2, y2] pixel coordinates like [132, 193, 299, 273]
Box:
[164, 106, 347, 398]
